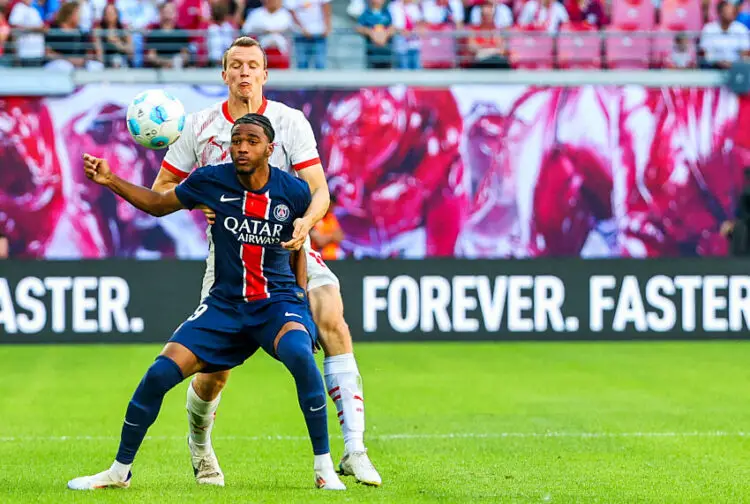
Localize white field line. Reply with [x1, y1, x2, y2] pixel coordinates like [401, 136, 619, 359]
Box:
[0, 432, 748, 442]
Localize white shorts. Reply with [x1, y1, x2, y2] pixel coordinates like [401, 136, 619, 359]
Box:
[199, 232, 339, 300]
[305, 245, 340, 291]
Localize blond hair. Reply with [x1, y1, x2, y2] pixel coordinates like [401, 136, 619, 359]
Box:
[222, 37, 267, 70]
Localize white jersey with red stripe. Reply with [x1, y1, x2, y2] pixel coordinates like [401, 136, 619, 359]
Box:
[161, 97, 338, 299]
[162, 97, 321, 177]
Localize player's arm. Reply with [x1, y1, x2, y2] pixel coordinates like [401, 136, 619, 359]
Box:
[284, 111, 331, 250]
[83, 154, 185, 217]
[151, 167, 185, 192]
[296, 164, 331, 228]
[290, 249, 308, 291]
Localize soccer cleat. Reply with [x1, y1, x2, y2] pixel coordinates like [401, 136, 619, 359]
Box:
[315, 467, 347, 490]
[188, 437, 225, 486]
[67, 469, 131, 490]
[339, 450, 382, 486]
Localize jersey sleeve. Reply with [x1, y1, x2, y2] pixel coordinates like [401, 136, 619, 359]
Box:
[289, 110, 322, 171]
[161, 113, 198, 179]
[174, 168, 209, 209]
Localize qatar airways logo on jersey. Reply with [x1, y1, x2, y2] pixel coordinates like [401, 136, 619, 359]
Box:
[224, 217, 284, 245]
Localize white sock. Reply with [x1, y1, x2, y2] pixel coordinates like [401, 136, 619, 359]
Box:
[324, 353, 366, 454]
[314, 453, 335, 471]
[186, 379, 221, 456]
[110, 460, 131, 481]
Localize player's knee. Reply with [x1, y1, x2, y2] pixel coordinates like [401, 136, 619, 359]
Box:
[317, 310, 350, 339]
[317, 313, 352, 356]
[144, 355, 184, 395]
[276, 330, 315, 372]
[193, 371, 229, 401]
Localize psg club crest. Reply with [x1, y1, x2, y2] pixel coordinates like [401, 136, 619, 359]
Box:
[273, 204, 291, 222]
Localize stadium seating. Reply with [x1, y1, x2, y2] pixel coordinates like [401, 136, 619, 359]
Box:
[420, 25, 458, 69]
[659, 0, 703, 31]
[556, 23, 603, 69]
[508, 27, 555, 69]
[604, 27, 652, 68]
[611, 0, 656, 30]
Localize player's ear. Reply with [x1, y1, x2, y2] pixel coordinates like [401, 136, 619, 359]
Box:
[267, 141, 275, 157]
[221, 69, 229, 85]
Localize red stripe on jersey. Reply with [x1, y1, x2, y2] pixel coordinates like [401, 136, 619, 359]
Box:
[222, 97, 268, 124]
[161, 160, 189, 179]
[241, 191, 271, 302]
[221, 101, 233, 124]
[292, 157, 321, 171]
[328, 386, 340, 396]
[257, 97, 268, 115]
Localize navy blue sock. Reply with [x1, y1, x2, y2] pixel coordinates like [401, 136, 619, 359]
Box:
[276, 330, 330, 455]
[115, 355, 184, 464]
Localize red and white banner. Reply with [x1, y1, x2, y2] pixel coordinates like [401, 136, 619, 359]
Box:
[1, 85, 748, 259]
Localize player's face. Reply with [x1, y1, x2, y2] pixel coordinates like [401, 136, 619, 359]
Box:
[230, 123, 274, 174]
[222, 46, 268, 103]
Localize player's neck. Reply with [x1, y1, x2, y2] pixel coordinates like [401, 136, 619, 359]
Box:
[227, 95, 265, 120]
[237, 165, 271, 192]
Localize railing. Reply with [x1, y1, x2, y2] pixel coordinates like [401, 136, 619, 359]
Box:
[1, 27, 746, 70]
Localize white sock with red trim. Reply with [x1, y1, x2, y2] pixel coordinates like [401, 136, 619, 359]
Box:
[324, 353, 365, 455]
[186, 379, 221, 457]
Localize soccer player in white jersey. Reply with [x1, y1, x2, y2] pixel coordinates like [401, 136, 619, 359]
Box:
[151, 36, 381, 487]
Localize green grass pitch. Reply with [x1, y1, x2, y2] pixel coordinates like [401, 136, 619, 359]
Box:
[2, 341, 750, 503]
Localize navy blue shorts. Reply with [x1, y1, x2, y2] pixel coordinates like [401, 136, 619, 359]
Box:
[169, 293, 317, 373]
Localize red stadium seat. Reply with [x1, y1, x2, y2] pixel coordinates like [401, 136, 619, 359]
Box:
[604, 27, 652, 68]
[611, 0, 655, 30]
[660, 0, 703, 31]
[420, 24, 458, 69]
[556, 23, 602, 69]
[652, 29, 697, 67]
[508, 27, 555, 69]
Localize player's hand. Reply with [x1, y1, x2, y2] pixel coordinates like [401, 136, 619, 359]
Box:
[281, 218, 312, 250]
[82, 153, 112, 186]
[195, 205, 216, 225]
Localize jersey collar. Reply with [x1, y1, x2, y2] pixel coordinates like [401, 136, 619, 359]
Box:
[222, 97, 268, 124]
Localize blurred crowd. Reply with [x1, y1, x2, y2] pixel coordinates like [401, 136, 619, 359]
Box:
[352, 0, 750, 68]
[0, 0, 748, 68]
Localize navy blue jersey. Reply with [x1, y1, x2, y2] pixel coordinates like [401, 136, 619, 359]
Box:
[175, 163, 312, 304]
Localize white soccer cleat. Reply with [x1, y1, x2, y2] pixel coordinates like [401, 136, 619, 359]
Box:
[67, 468, 131, 490]
[189, 437, 225, 486]
[339, 450, 382, 486]
[315, 467, 347, 490]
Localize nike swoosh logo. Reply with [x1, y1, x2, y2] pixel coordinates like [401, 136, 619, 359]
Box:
[285, 312, 302, 318]
[220, 195, 241, 202]
[310, 404, 326, 412]
[124, 420, 140, 427]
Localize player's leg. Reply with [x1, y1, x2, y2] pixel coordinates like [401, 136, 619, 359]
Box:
[307, 253, 381, 486]
[67, 342, 203, 490]
[272, 321, 346, 490]
[186, 369, 229, 485]
[182, 256, 227, 486]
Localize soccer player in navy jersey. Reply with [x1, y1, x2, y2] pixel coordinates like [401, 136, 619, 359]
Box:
[67, 114, 346, 491]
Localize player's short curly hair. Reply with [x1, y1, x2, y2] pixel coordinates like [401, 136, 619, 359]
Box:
[222, 36, 267, 70]
[233, 113, 275, 142]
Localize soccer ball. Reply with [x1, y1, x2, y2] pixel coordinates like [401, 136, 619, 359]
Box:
[126, 89, 186, 150]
